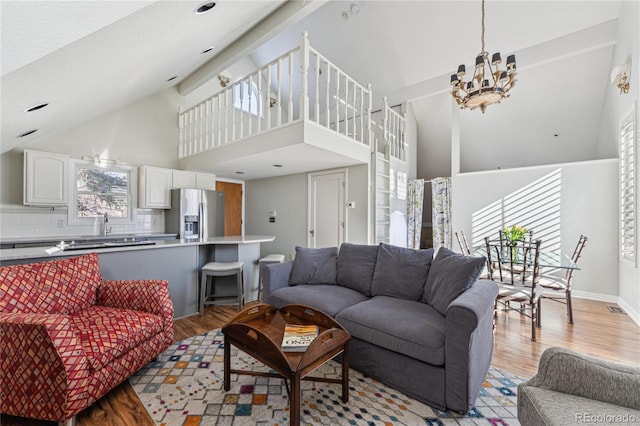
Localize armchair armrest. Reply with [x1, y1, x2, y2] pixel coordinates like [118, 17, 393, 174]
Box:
[522, 346, 640, 410]
[97, 279, 174, 345]
[444, 279, 499, 412]
[0, 313, 90, 422]
[262, 261, 293, 299]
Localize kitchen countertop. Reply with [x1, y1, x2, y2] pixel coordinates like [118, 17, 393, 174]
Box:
[0, 233, 178, 245]
[0, 235, 275, 262]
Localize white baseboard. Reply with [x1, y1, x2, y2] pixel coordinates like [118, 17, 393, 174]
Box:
[617, 297, 640, 327]
[572, 290, 619, 303]
[573, 290, 640, 327]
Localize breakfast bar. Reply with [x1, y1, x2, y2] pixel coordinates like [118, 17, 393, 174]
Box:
[0, 235, 275, 318]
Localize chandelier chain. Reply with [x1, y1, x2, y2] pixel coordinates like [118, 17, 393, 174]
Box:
[481, 0, 486, 53]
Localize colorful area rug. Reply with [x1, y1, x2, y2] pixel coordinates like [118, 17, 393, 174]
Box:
[130, 329, 526, 425]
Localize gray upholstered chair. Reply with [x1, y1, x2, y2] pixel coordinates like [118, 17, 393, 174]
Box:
[518, 347, 640, 425]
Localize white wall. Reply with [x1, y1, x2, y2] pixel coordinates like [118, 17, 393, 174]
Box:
[452, 159, 619, 299]
[596, 0, 640, 323]
[245, 164, 369, 259]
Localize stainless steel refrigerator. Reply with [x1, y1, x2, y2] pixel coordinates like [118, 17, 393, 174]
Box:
[166, 189, 225, 239]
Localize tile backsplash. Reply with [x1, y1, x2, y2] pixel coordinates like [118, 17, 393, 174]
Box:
[0, 206, 165, 240]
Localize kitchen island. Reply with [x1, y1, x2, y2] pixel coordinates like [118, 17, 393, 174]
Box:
[0, 235, 275, 318]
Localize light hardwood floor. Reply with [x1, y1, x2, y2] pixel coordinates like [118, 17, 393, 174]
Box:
[3, 298, 639, 425]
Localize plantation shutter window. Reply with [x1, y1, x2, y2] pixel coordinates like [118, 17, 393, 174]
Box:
[619, 105, 636, 264]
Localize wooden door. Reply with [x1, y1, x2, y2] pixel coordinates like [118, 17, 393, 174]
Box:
[216, 181, 242, 236]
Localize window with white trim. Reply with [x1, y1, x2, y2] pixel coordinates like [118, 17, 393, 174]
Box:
[68, 161, 136, 224]
[620, 104, 636, 264]
[234, 80, 262, 116]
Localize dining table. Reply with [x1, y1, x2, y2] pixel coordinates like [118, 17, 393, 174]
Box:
[472, 245, 580, 271]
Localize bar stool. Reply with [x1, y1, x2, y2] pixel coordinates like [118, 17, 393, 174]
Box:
[200, 261, 244, 315]
[257, 254, 285, 301]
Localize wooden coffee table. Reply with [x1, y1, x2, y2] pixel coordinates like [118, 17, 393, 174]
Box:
[222, 303, 351, 425]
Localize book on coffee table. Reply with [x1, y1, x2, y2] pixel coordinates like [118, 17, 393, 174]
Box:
[281, 324, 319, 352]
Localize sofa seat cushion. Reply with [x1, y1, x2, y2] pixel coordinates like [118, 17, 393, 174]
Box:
[336, 296, 446, 365]
[69, 306, 164, 370]
[266, 284, 368, 317]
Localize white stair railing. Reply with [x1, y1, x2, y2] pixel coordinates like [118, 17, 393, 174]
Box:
[179, 32, 373, 159]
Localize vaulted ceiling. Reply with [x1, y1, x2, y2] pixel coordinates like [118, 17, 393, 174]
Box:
[1, 0, 624, 175]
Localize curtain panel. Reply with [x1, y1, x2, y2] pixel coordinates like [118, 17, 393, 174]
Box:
[432, 177, 452, 251]
[407, 179, 425, 249]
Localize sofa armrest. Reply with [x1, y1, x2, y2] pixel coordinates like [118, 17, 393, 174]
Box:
[262, 261, 293, 298]
[521, 346, 640, 410]
[444, 279, 499, 412]
[97, 279, 174, 346]
[0, 313, 90, 422]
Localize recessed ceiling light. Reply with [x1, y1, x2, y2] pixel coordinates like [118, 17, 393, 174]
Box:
[24, 102, 49, 112]
[18, 129, 38, 138]
[167, 75, 178, 82]
[273, 164, 283, 168]
[201, 47, 214, 54]
[195, 1, 216, 14]
[235, 171, 245, 175]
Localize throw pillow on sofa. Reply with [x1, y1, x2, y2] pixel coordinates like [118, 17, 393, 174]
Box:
[423, 247, 486, 315]
[370, 243, 434, 301]
[289, 246, 338, 285]
[336, 243, 379, 296]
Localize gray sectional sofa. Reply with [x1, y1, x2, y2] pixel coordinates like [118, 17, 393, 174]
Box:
[262, 242, 499, 413]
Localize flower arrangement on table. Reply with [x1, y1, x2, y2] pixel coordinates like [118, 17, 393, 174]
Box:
[503, 225, 528, 245]
[503, 225, 528, 263]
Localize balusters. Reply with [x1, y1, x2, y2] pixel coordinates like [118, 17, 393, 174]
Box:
[277, 58, 282, 126]
[288, 51, 294, 123]
[256, 71, 262, 133]
[314, 53, 320, 123]
[325, 61, 331, 128]
[266, 65, 272, 131]
[335, 71, 340, 133]
[359, 86, 364, 143]
[225, 88, 230, 145]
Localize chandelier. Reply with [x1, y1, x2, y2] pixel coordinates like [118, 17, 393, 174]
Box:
[450, 0, 517, 113]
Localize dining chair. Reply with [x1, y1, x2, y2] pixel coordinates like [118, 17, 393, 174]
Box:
[455, 230, 471, 255]
[538, 235, 588, 324]
[485, 236, 543, 341]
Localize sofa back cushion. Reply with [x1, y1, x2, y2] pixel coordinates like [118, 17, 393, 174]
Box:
[336, 243, 379, 296]
[0, 253, 103, 314]
[289, 246, 337, 285]
[370, 243, 434, 300]
[423, 247, 485, 315]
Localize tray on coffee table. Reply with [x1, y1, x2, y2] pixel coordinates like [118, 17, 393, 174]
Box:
[222, 303, 351, 425]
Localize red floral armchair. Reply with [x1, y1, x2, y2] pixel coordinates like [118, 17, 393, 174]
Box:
[0, 252, 174, 423]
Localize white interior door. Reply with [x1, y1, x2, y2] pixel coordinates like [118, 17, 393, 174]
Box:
[308, 170, 346, 248]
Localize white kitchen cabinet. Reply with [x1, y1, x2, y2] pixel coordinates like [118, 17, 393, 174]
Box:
[139, 166, 172, 209]
[172, 170, 196, 189]
[195, 173, 216, 190]
[23, 150, 69, 206]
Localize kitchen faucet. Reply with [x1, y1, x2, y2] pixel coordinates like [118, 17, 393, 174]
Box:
[103, 212, 112, 236]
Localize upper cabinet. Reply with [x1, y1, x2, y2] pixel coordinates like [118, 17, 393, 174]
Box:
[195, 173, 216, 190]
[140, 167, 217, 209]
[139, 166, 172, 209]
[23, 150, 69, 206]
[172, 170, 216, 190]
[172, 170, 196, 189]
